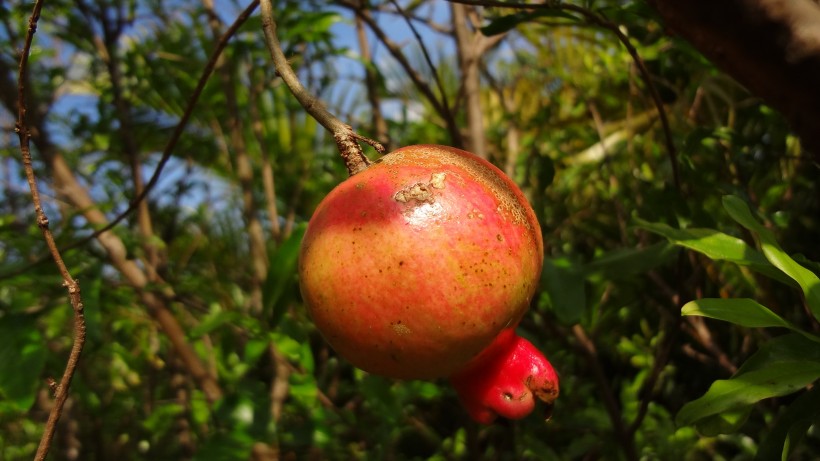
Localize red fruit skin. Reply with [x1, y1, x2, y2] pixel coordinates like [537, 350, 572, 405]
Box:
[449, 328, 559, 424]
[298, 145, 543, 379]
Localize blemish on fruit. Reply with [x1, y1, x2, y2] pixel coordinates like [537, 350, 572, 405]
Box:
[392, 322, 411, 336]
[431, 172, 446, 189]
[394, 182, 432, 203]
[394, 172, 446, 203]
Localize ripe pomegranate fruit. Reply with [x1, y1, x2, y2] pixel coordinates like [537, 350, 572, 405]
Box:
[298, 144, 558, 422]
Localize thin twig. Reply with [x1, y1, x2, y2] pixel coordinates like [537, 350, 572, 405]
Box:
[336, 0, 464, 148]
[260, 0, 383, 175]
[15, 2, 87, 460]
[388, 0, 453, 119]
[447, 0, 682, 193]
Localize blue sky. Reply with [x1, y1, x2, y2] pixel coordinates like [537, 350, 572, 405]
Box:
[2, 1, 462, 218]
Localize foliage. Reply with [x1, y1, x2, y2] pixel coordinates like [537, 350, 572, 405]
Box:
[641, 196, 820, 459]
[1, 0, 819, 460]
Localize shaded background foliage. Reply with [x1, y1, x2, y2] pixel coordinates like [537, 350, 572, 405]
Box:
[1, 0, 819, 460]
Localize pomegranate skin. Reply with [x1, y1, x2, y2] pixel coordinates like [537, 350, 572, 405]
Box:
[298, 144, 543, 379]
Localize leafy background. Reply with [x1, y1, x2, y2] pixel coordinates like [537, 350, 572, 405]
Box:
[1, 0, 819, 460]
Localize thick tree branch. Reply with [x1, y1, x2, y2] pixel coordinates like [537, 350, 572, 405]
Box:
[647, 0, 820, 159]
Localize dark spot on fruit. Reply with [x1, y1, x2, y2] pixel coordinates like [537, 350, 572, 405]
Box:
[399, 261, 404, 266]
[497, 234, 504, 241]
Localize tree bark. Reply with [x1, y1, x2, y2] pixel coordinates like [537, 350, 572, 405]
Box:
[452, 3, 487, 159]
[647, 0, 820, 157]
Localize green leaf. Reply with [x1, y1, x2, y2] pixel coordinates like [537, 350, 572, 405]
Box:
[262, 224, 306, 328]
[189, 308, 243, 338]
[585, 241, 678, 281]
[722, 195, 820, 321]
[676, 361, 820, 428]
[541, 258, 586, 325]
[0, 314, 46, 411]
[736, 333, 820, 375]
[755, 384, 820, 461]
[681, 298, 791, 329]
[694, 406, 753, 437]
[677, 333, 820, 428]
[634, 217, 790, 284]
[480, 10, 579, 36]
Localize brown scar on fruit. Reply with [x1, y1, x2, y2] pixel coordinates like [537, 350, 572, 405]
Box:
[393, 172, 447, 203]
[391, 322, 411, 335]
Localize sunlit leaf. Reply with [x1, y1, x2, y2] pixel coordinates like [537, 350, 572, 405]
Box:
[694, 406, 752, 437]
[722, 195, 820, 321]
[681, 298, 791, 329]
[635, 216, 790, 283]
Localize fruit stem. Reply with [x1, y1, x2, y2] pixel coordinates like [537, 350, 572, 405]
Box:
[449, 329, 559, 424]
[259, 0, 384, 175]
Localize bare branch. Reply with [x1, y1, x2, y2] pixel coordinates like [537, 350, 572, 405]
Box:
[388, 0, 453, 126]
[336, 0, 464, 148]
[259, 0, 383, 176]
[15, 2, 87, 460]
[354, 12, 391, 149]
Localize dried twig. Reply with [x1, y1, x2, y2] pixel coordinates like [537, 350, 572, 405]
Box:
[15, 1, 86, 460]
[387, 0, 453, 121]
[260, 0, 384, 175]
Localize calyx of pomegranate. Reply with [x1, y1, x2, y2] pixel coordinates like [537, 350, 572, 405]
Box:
[298, 144, 559, 423]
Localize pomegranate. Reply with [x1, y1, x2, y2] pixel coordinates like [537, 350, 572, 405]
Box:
[298, 144, 558, 422]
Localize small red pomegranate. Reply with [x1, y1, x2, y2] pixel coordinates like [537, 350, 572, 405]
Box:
[299, 144, 558, 422]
